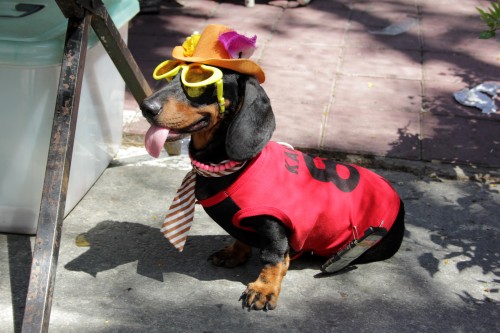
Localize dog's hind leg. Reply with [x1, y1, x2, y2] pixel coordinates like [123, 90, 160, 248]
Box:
[352, 201, 405, 265]
[208, 240, 252, 268]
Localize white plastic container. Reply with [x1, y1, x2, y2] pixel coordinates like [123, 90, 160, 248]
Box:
[0, 0, 140, 234]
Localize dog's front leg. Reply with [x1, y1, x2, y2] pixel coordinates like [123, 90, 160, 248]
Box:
[241, 253, 290, 311]
[240, 217, 290, 311]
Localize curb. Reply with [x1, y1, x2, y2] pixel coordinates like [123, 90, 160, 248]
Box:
[120, 131, 500, 183]
[300, 148, 500, 183]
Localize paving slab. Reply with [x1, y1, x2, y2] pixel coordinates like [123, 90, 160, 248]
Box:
[123, 0, 500, 167]
[421, 113, 500, 166]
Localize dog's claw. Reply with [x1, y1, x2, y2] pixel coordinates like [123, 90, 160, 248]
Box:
[240, 290, 250, 310]
[239, 291, 248, 308]
[240, 288, 274, 311]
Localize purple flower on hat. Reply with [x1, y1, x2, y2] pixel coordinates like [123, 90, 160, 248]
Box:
[218, 31, 257, 59]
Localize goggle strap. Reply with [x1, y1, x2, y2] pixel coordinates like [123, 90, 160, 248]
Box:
[216, 80, 225, 113]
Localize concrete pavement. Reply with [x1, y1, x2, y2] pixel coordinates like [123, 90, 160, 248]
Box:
[1, 146, 499, 332]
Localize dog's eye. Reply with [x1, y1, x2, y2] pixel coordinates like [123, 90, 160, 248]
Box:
[185, 86, 207, 98]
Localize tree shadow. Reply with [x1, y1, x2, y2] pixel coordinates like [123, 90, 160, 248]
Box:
[384, 113, 500, 281]
[385, 75, 499, 166]
[398, 171, 499, 280]
[427, 181, 499, 276]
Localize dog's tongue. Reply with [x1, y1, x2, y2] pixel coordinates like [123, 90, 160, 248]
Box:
[145, 125, 170, 158]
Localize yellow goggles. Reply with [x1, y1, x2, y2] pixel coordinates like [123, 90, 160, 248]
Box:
[153, 60, 225, 113]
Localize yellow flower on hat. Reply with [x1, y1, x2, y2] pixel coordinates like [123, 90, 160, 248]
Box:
[182, 33, 201, 57]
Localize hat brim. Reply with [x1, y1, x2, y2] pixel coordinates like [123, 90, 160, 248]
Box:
[172, 46, 265, 83]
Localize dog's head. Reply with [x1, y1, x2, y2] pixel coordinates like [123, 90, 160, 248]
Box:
[140, 68, 275, 162]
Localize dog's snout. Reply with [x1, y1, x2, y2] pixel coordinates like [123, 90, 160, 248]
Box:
[140, 98, 163, 117]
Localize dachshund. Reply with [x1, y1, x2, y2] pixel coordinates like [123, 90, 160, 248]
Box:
[140, 66, 405, 311]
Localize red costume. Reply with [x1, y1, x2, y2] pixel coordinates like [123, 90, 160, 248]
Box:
[199, 142, 401, 257]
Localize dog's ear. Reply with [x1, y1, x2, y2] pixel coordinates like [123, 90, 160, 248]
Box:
[226, 76, 275, 161]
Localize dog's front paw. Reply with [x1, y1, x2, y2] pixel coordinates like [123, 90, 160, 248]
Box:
[208, 240, 251, 268]
[240, 281, 280, 311]
[239, 259, 289, 311]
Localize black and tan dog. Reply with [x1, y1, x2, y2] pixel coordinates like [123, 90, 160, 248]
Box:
[140, 25, 405, 311]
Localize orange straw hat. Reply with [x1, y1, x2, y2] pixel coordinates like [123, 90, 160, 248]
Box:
[171, 24, 265, 83]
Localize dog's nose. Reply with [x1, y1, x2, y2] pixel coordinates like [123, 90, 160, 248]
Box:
[140, 98, 163, 117]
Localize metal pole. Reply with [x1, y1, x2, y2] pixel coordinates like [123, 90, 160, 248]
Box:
[90, 4, 152, 102]
[21, 1, 154, 330]
[21, 13, 91, 333]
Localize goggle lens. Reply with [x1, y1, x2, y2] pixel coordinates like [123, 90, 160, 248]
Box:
[153, 60, 183, 80]
[183, 65, 214, 84]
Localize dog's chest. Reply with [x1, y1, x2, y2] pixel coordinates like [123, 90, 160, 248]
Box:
[201, 195, 261, 248]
